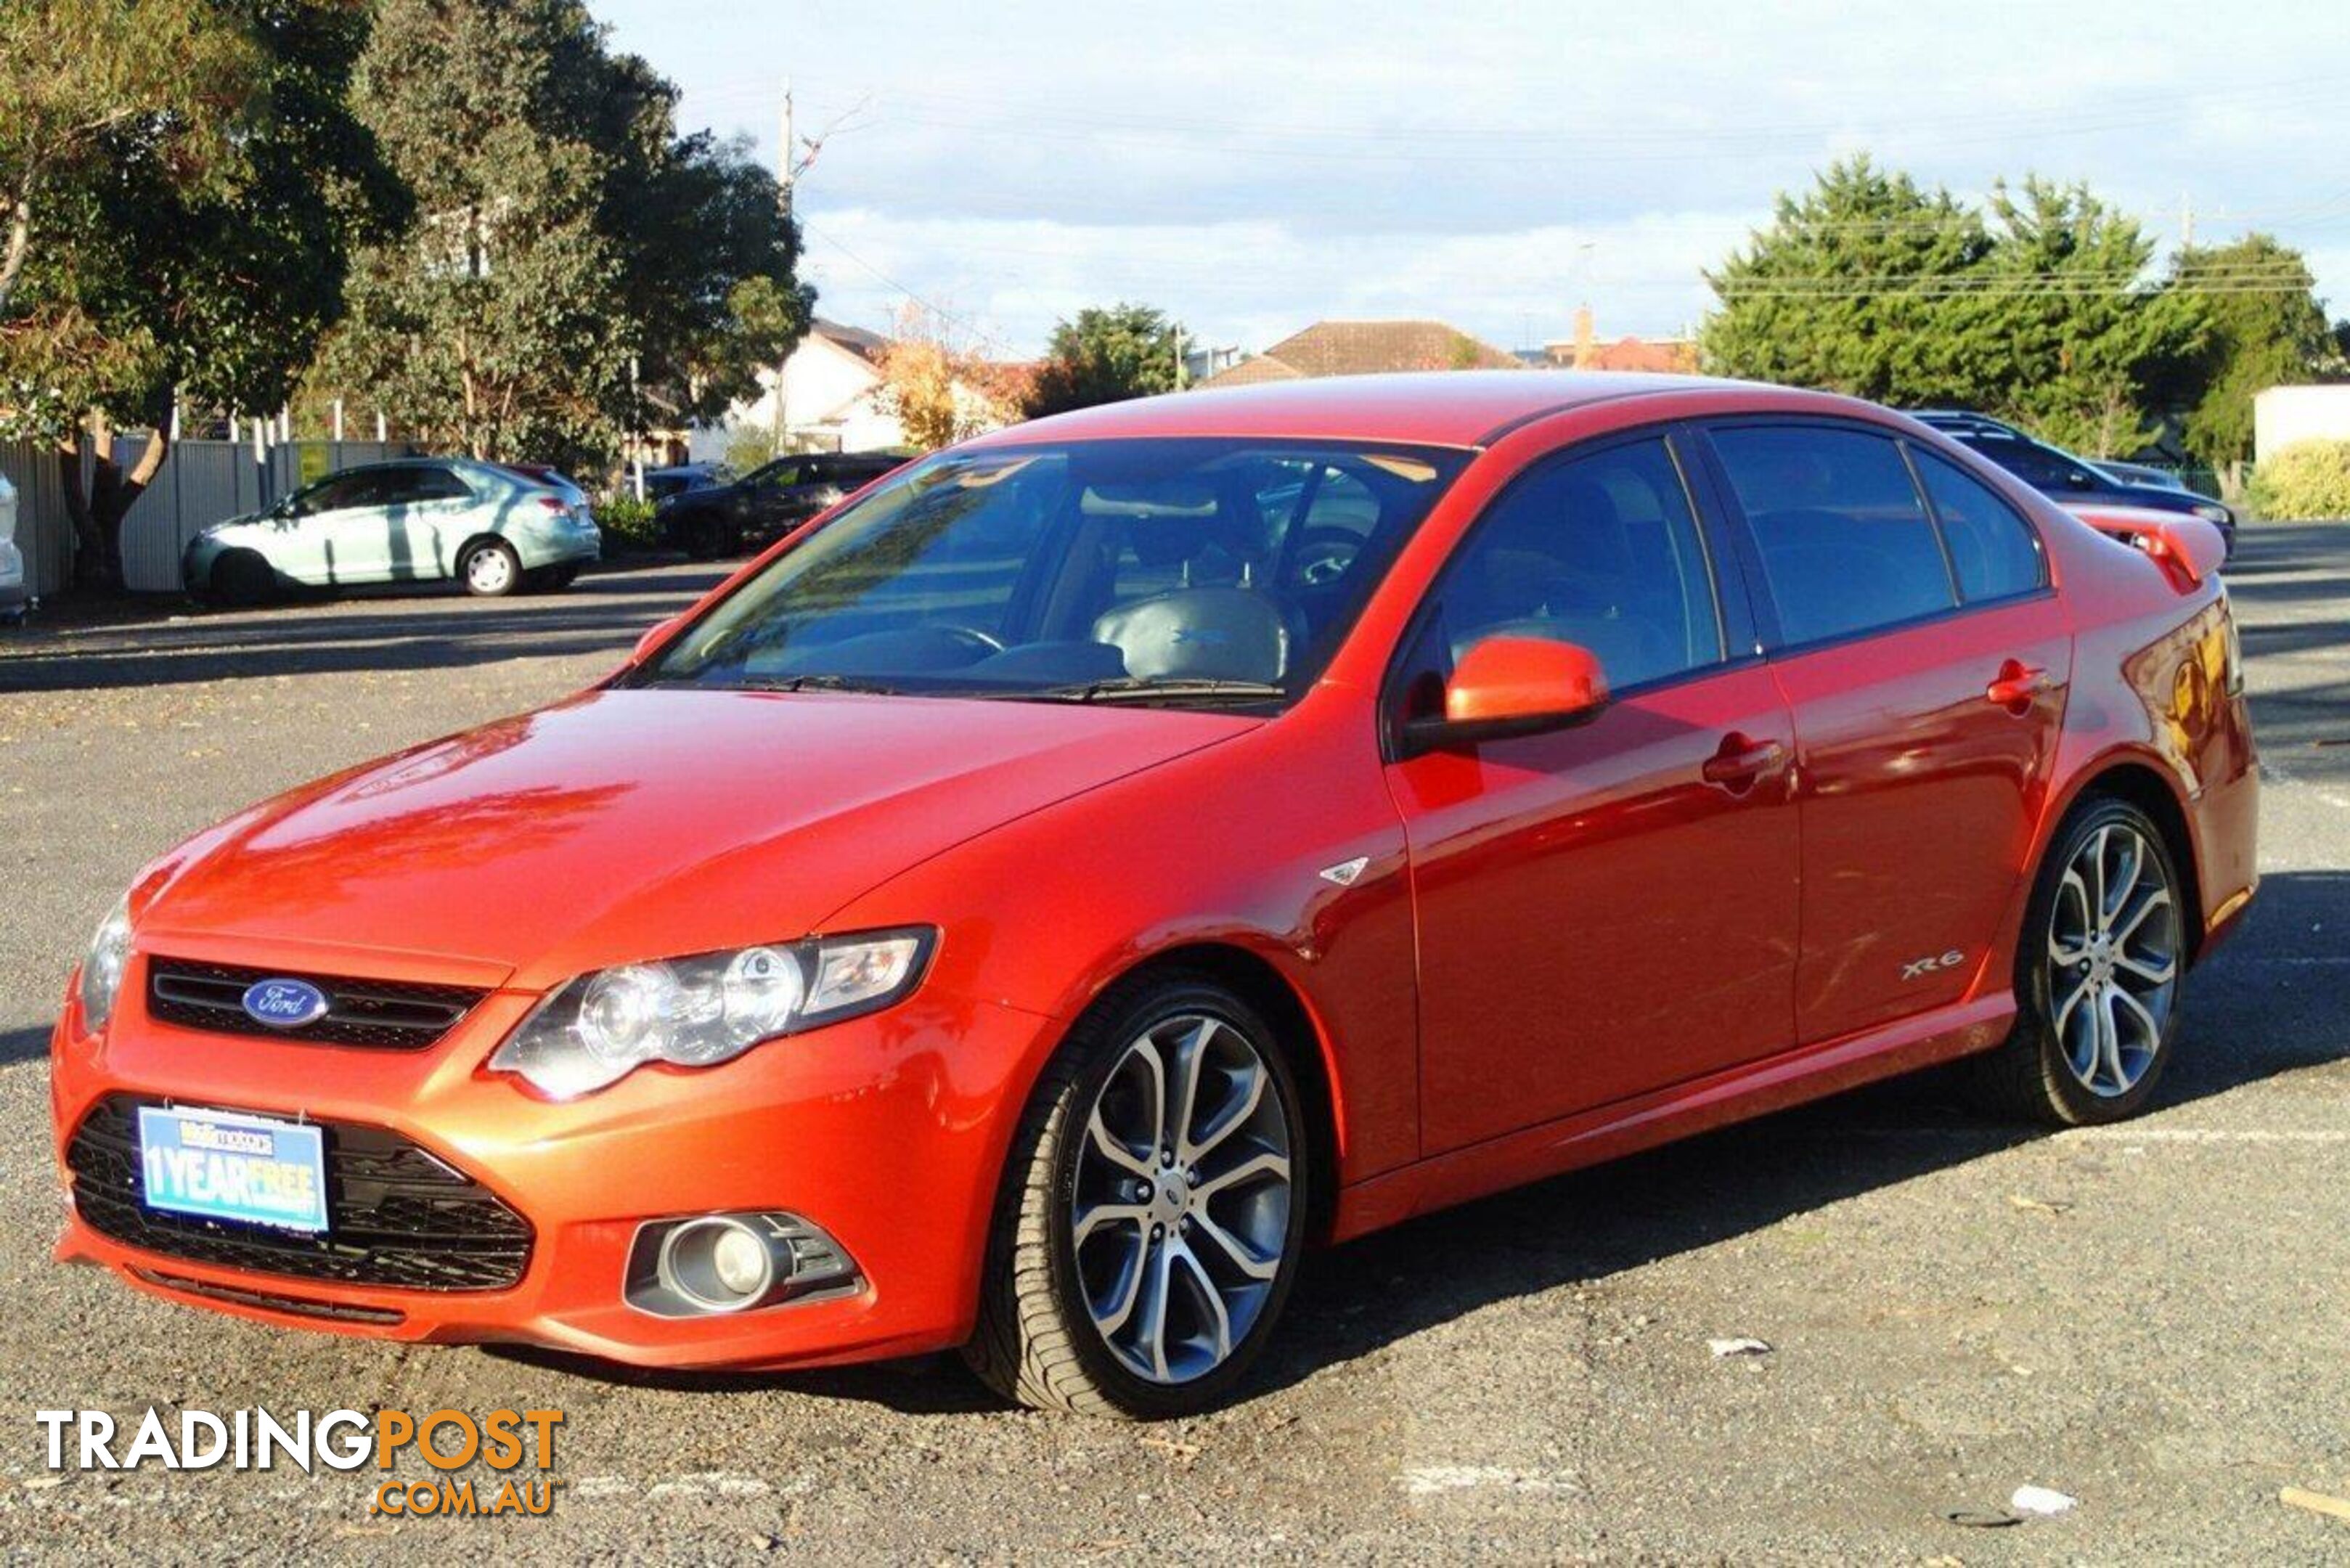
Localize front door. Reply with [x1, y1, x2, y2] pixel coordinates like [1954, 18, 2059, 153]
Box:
[1387, 432, 1803, 1155]
[290, 470, 395, 584]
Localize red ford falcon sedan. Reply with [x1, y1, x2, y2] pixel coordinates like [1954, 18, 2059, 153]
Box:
[52, 373, 2257, 1418]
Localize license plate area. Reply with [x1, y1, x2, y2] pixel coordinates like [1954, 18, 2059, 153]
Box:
[135, 1107, 329, 1234]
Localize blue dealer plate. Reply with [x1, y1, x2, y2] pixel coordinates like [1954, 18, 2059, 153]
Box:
[136, 1107, 330, 1233]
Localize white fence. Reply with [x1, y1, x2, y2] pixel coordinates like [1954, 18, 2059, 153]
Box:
[0, 436, 417, 597]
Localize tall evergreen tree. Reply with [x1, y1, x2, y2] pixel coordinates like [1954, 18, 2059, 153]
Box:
[1702, 160, 2207, 457]
[1700, 157, 1992, 402]
[1975, 179, 2203, 457]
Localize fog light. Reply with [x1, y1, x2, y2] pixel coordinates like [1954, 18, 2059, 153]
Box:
[711, 1225, 770, 1294]
[658, 1217, 778, 1312]
[625, 1210, 862, 1318]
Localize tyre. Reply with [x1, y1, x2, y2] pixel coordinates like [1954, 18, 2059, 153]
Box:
[458, 539, 521, 597]
[208, 550, 276, 607]
[964, 971, 1309, 1418]
[1964, 796, 2187, 1124]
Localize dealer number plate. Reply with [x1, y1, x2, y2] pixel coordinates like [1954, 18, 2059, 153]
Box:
[136, 1106, 329, 1233]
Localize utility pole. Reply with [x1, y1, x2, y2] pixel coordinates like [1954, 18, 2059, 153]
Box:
[629, 354, 645, 503]
[779, 78, 795, 224]
[2181, 192, 2195, 249]
[771, 78, 795, 456]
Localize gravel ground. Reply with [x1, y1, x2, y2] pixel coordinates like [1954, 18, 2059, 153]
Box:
[0, 534, 2344, 1563]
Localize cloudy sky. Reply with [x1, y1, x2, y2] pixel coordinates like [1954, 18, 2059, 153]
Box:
[598, 0, 2350, 359]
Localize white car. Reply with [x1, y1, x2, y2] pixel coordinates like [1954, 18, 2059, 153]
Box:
[0, 473, 25, 622]
[183, 457, 600, 602]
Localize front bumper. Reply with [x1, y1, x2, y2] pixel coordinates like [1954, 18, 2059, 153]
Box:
[50, 954, 1054, 1370]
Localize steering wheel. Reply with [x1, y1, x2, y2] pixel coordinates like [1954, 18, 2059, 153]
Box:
[1288, 525, 1363, 589]
[931, 624, 1006, 656]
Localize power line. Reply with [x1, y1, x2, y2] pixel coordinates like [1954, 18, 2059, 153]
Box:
[696, 73, 2342, 155]
[799, 221, 1019, 355]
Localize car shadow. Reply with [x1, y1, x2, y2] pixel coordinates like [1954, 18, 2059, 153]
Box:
[484, 868, 2346, 1416]
[0, 564, 730, 694]
[0, 1024, 51, 1066]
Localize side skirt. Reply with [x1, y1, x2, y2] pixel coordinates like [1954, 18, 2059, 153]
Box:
[1328, 992, 2015, 1243]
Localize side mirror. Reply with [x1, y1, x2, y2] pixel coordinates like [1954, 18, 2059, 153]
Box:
[630, 613, 685, 665]
[1400, 634, 1609, 756]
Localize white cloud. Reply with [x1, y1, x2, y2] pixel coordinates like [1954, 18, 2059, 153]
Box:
[600, 0, 2350, 354]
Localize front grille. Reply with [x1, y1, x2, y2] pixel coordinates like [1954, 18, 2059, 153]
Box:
[68, 1096, 532, 1292]
[146, 958, 486, 1049]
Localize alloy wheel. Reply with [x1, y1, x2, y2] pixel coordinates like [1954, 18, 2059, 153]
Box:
[2047, 822, 2179, 1097]
[1070, 1013, 1294, 1385]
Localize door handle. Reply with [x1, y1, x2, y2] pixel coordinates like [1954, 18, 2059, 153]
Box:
[1702, 732, 1787, 795]
[1986, 659, 2053, 710]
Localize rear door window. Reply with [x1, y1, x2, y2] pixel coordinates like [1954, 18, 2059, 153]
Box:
[1912, 451, 2044, 603]
[1710, 425, 1957, 647]
[382, 467, 473, 505]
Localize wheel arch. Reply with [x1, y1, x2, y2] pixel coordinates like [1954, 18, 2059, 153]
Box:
[453, 531, 513, 568]
[2072, 760, 2206, 964]
[2047, 753, 2207, 967]
[1070, 941, 1347, 1245]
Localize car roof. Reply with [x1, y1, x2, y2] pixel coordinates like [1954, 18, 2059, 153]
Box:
[963, 370, 1790, 450]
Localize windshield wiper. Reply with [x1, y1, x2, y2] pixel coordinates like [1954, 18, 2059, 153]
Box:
[1020, 676, 1289, 706]
[736, 672, 903, 695]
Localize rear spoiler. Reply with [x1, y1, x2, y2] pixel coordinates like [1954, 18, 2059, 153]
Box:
[2062, 503, 2226, 591]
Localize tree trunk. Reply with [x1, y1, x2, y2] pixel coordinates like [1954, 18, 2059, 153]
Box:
[0, 187, 30, 318]
[57, 435, 106, 590]
[56, 415, 171, 594]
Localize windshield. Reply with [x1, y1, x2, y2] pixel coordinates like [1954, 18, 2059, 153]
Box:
[634, 438, 1469, 707]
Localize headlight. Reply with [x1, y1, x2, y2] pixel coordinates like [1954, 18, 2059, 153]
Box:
[488, 928, 934, 1099]
[79, 897, 134, 1033]
[2192, 502, 2230, 524]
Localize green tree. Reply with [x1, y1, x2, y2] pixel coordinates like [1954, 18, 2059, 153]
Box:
[2161, 234, 2343, 468]
[1700, 157, 1993, 402]
[1701, 161, 2212, 457]
[326, 0, 809, 470]
[1025, 302, 1185, 417]
[0, 0, 396, 588]
[1973, 179, 2203, 457]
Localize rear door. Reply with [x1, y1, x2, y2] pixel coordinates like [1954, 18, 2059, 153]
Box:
[1387, 428, 1803, 1152]
[1697, 421, 2071, 1042]
[375, 464, 478, 579]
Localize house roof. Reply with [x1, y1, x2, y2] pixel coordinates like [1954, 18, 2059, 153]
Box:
[1194, 354, 1302, 388]
[811, 317, 889, 364]
[1583, 336, 1700, 374]
[1197, 319, 1520, 388]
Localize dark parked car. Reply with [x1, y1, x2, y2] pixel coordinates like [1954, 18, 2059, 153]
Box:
[1909, 411, 2235, 556]
[658, 451, 905, 559]
[645, 463, 727, 502]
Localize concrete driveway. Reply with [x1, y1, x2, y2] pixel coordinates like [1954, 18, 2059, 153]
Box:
[0, 534, 2343, 1561]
